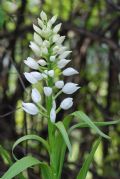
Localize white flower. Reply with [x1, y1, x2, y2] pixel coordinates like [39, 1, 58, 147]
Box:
[62, 67, 79, 76]
[32, 88, 41, 103]
[40, 11, 47, 21]
[42, 73, 48, 79]
[44, 87, 52, 96]
[53, 46, 60, 53]
[30, 72, 43, 80]
[58, 46, 67, 54]
[59, 51, 71, 59]
[43, 40, 50, 48]
[56, 36, 65, 44]
[57, 59, 71, 69]
[50, 107, 56, 123]
[48, 70, 54, 77]
[29, 41, 40, 56]
[49, 15, 57, 24]
[24, 57, 39, 70]
[41, 47, 48, 55]
[24, 72, 37, 84]
[34, 33, 43, 46]
[55, 80, 64, 89]
[52, 34, 60, 43]
[50, 56, 56, 62]
[53, 23, 62, 33]
[37, 18, 45, 28]
[38, 59, 47, 66]
[60, 98, 73, 110]
[62, 82, 80, 94]
[33, 24, 42, 35]
[22, 102, 38, 115]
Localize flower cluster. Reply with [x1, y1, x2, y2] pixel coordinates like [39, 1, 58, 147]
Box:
[22, 11, 80, 123]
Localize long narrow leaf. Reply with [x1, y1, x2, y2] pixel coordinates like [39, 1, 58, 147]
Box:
[1, 156, 40, 179]
[72, 111, 110, 139]
[77, 138, 101, 179]
[12, 134, 50, 160]
[55, 121, 72, 154]
[69, 120, 120, 133]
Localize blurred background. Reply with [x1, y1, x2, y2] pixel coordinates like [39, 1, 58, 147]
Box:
[0, 0, 120, 178]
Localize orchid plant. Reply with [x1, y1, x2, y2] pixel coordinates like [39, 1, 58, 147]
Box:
[1, 11, 119, 179]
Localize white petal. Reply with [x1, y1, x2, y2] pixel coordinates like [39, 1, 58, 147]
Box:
[42, 73, 48, 79]
[40, 11, 47, 21]
[56, 36, 65, 44]
[60, 98, 73, 110]
[34, 33, 43, 46]
[57, 59, 71, 69]
[43, 40, 50, 48]
[52, 34, 60, 43]
[50, 15, 57, 24]
[30, 72, 43, 80]
[38, 59, 47, 66]
[33, 24, 42, 35]
[24, 57, 39, 70]
[53, 46, 60, 53]
[53, 23, 62, 33]
[59, 51, 72, 59]
[62, 82, 80, 94]
[55, 80, 64, 89]
[62, 67, 79, 76]
[50, 107, 56, 123]
[22, 102, 38, 115]
[44, 87, 52, 96]
[29, 41, 40, 56]
[32, 88, 41, 103]
[50, 56, 56, 62]
[41, 47, 48, 55]
[48, 70, 54, 77]
[24, 72, 37, 84]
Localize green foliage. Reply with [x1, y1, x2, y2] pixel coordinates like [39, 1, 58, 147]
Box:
[76, 138, 101, 179]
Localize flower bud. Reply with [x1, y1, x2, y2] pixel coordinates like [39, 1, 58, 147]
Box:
[38, 59, 47, 66]
[44, 87, 52, 96]
[22, 102, 38, 115]
[24, 57, 39, 70]
[34, 33, 42, 46]
[57, 59, 71, 69]
[40, 11, 47, 21]
[50, 107, 56, 123]
[29, 41, 40, 56]
[60, 98, 73, 110]
[30, 72, 43, 80]
[53, 23, 62, 33]
[53, 46, 60, 53]
[55, 80, 64, 89]
[33, 24, 42, 35]
[59, 51, 72, 59]
[50, 56, 56, 62]
[42, 73, 48, 79]
[48, 70, 54, 77]
[62, 82, 80, 94]
[37, 18, 45, 28]
[24, 72, 37, 84]
[32, 88, 41, 103]
[62, 67, 79, 76]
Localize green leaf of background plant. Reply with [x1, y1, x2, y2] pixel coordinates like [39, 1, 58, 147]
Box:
[0, 145, 12, 165]
[72, 111, 110, 139]
[12, 134, 50, 160]
[77, 138, 101, 179]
